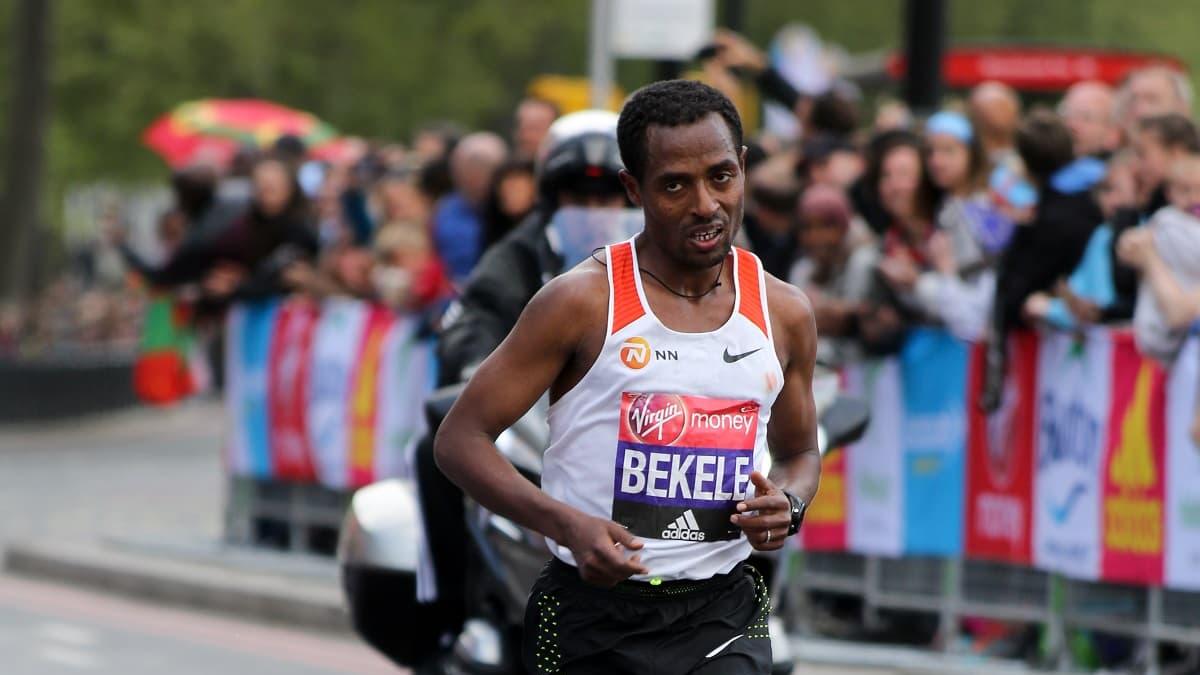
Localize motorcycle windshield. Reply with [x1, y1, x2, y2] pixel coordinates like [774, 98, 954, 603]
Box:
[547, 207, 645, 270]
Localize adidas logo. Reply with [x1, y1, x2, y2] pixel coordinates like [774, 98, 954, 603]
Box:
[661, 509, 706, 541]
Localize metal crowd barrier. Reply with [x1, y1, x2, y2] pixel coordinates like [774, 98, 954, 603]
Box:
[787, 551, 1200, 673]
[224, 476, 350, 557]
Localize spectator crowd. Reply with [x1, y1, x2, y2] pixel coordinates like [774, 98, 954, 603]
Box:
[11, 29, 1200, 438]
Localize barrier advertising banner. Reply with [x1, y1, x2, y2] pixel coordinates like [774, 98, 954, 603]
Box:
[845, 360, 905, 557]
[267, 298, 319, 481]
[1166, 336, 1200, 590]
[1033, 330, 1108, 580]
[374, 318, 435, 480]
[308, 298, 369, 488]
[965, 332, 1037, 564]
[900, 328, 969, 556]
[225, 300, 279, 479]
[224, 305, 1200, 591]
[1100, 332, 1166, 586]
[348, 306, 393, 487]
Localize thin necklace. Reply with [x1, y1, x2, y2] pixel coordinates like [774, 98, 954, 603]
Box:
[589, 247, 725, 299]
[639, 256, 725, 299]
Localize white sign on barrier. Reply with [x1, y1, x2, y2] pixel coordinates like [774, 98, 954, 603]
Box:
[1032, 330, 1108, 580]
[1166, 336, 1200, 590]
[845, 360, 905, 557]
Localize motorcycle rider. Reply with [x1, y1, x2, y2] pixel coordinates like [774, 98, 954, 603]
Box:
[414, 110, 630, 658]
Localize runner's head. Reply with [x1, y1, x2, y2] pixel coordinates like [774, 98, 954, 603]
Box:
[617, 80, 745, 270]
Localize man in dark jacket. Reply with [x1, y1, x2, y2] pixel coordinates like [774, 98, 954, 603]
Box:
[983, 111, 1104, 410]
[414, 111, 629, 660]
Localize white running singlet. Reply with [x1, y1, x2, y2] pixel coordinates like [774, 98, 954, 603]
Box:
[542, 238, 785, 581]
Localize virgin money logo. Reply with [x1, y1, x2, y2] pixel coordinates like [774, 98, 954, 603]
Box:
[627, 393, 686, 445]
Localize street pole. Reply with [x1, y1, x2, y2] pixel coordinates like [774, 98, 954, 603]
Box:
[903, 0, 945, 116]
[722, 0, 745, 32]
[589, 0, 615, 109]
[0, 0, 51, 305]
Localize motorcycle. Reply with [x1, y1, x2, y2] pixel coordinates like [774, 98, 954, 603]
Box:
[339, 364, 869, 674]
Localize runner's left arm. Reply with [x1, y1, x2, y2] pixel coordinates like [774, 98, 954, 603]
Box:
[765, 286, 820, 502]
[731, 282, 820, 550]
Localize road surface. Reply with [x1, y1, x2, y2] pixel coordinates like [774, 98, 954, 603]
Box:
[0, 573, 399, 674]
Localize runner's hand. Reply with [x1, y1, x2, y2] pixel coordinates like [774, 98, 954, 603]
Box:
[731, 471, 791, 551]
[560, 512, 648, 587]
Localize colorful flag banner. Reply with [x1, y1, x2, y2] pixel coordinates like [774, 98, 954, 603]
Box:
[228, 298, 436, 490]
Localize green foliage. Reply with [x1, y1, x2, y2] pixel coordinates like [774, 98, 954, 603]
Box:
[39, 0, 591, 186]
[4, 0, 1200, 191]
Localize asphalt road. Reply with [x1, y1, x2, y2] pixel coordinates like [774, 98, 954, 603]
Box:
[0, 573, 400, 675]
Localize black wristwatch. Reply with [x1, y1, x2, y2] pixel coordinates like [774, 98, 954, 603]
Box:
[784, 492, 807, 537]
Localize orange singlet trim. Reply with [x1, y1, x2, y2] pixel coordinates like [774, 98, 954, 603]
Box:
[735, 248, 768, 338]
[609, 242, 645, 334]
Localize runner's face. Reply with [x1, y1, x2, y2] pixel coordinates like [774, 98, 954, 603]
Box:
[623, 114, 745, 269]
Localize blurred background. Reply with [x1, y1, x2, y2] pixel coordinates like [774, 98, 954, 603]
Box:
[2, 1, 1200, 674]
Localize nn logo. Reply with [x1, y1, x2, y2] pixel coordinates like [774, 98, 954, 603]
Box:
[618, 336, 677, 370]
[662, 509, 706, 541]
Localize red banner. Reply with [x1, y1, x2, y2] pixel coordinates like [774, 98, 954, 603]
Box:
[965, 333, 1037, 563]
[886, 47, 1185, 91]
[266, 299, 318, 481]
[347, 307, 393, 487]
[801, 449, 848, 551]
[1100, 333, 1166, 585]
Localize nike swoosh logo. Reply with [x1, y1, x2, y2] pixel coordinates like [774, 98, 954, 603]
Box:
[723, 347, 761, 363]
[705, 633, 744, 659]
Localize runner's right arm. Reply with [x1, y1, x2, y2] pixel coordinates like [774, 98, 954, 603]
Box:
[435, 269, 650, 586]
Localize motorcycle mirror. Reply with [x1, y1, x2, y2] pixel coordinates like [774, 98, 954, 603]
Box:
[818, 396, 870, 454]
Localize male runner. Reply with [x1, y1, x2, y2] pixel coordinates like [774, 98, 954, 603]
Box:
[435, 79, 820, 675]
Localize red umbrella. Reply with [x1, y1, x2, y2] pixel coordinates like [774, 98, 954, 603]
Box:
[142, 99, 351, 169]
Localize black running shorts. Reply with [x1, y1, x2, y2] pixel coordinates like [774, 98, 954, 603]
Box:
[523, 558, 773, 675]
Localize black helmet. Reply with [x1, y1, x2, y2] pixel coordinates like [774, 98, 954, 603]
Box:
[537, 110, 624, 205]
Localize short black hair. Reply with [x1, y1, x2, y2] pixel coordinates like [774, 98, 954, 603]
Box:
[809, 90, 860, 139]
[617, 79, 743, 181]
[1016, 108, 1075, 185]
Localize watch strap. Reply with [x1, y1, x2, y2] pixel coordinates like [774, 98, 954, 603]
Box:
[785, 491, 807, 537]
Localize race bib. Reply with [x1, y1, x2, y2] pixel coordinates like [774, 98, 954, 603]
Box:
[613, 392, 759, 542]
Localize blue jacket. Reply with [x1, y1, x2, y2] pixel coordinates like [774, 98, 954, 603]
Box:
[1044, 224, 1117, 330]
[432, 192, 484, 284]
